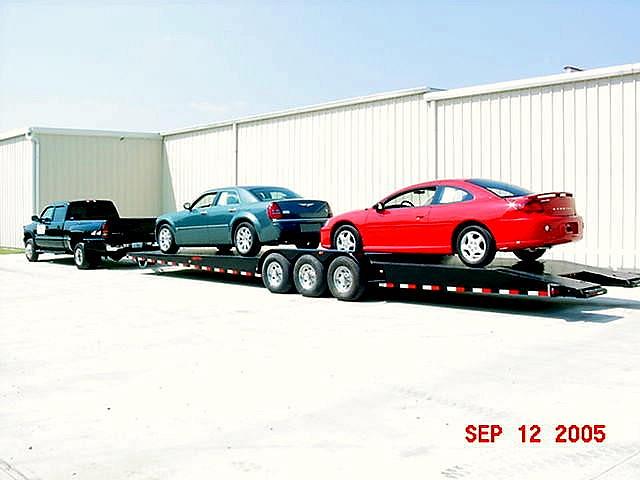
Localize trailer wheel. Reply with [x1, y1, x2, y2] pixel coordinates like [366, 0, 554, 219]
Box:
[293, 254, 327, 297]
[24, 238, 39, 262]
[73, 242, 99, 270]
[327, 256, 366, 301]
[261, 253, 294, 293]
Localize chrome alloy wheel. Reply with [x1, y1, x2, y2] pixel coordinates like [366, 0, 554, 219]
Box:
[335, 230, 356, 252]
[266, 261, 284, 288]
[333, 265, 353, 294]
[235, 226, 253, 254]
[460, 230, 487, 263]
[158, 227, 173, 252]
[297, 263, 317, 290]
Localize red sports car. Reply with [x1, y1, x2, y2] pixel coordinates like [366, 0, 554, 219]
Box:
[320, 179, 583, 267]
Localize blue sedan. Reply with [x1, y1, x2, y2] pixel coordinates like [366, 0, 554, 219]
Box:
[156, 186, 332, 256]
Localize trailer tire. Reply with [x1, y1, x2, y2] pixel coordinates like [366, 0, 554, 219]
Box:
[293, 254, 327, 297]
[327, 256, 366, 301]
[24, 238, 39, 262]
[261, 253, 294, 293]
[73, 242, 99, 270]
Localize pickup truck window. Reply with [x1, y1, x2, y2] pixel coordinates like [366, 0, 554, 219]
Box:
[53, 207, 66, 222]
[40, 206, 54, 222]
[67, 201, 119, 220]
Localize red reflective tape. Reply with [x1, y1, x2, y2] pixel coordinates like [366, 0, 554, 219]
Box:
[456, 286, 465, 293]
[192, 265, 201, 270]
[378, 282, 395, 288]
[148, 259, 156, 264]
[214, 267, 224, 273]
[203, 266, 212, 271]
[482, 287, 493, 294]
[227, 269, 238, 275]
[240, 271, 253, 277]
[191, 256, 202, 261]
[509, 289, 520, 295]
[538, 291, 549, 297]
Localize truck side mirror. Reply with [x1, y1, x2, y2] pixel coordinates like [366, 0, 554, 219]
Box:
[183, 202, 191, 210]
[31, 215, 40, 222]
[374, 202, 384, 212]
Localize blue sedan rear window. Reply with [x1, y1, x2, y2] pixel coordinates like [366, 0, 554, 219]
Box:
[248, 187, 300, 201]
[467, 179, 532, 198]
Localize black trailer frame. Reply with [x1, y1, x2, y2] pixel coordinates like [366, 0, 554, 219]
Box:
[126, 249, 640, 302]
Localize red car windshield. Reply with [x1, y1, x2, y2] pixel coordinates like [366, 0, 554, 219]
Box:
[468, 179, 531, 198]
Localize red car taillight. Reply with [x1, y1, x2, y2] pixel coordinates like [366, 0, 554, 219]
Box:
[518, 198, 545, 214]
[267, 202, 283, 220]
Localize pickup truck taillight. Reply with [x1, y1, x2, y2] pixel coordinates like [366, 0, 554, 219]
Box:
[101, 222, 110, 237]
[267, 202, 284, 220]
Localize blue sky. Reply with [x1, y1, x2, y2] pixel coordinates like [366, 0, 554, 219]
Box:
[1, 0, 639, 132]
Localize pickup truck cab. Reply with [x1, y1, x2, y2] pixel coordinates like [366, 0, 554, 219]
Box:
[24, 199, 156, 269]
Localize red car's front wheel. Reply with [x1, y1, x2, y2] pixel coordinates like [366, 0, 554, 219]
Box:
[456, 225, 496, 268]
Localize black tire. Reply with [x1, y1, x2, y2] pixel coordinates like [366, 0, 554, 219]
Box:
[293, 254, 327, 297]
[455, 225, 496, 268]
[24, 238, 39, 262]
[261, 253, 294, 293]
[294, 238, 320, 250]
[332, 224, 362, 252]
[157, 224, 179, 254]
[73, 242, 99, 270]
[217, 245, 233, 255]
[234, 222, 261, 257]
[327, 256, 366, 301]
[514, 248, 546, 263]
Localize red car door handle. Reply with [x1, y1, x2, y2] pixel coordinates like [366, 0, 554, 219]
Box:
[416, 215, 424, 220]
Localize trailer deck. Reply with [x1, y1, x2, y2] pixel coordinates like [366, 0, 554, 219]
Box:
[127, 249, 640, 302]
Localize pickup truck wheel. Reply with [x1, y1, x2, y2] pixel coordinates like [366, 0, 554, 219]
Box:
[261, 253, 293, 293]
[73, 242, 98, 270]
[234, 222, 261, 257]
[293, 254, 327, 297]
[24, 238, 39, 262]
[158, 225, 179, 254]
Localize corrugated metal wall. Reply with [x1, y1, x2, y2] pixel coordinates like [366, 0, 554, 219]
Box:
[431, 72, 640, 269]
[237, 94, 430, 214]
[37, 134, 162, 217]
[162, 126, 236, 211]
[0, 135, 32, 247]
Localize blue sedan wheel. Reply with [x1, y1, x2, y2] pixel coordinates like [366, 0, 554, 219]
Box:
[234, 222, 261, 257]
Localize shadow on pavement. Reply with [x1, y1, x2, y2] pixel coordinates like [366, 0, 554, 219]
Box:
[370, 288, 640, 323]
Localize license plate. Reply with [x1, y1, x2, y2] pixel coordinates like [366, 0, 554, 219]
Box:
[131, 242, 143, 248]
[300, 223, 320, 233]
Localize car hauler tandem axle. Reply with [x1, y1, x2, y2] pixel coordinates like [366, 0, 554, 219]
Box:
[127, 249, 640, 302]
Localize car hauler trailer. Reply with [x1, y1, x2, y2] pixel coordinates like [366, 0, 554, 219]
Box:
[127, 249, 640, 302]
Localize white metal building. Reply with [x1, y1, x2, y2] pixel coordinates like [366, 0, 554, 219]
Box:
[0, 128, 162, 248]
[1, 63, 639, 269]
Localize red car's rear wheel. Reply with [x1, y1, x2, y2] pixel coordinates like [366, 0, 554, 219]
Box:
[456, 225, 496, 268]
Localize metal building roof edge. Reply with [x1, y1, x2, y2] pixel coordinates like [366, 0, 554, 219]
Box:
[0, 127, 160, 143]
[424, 62, 640, 101]
[161, 86, 432, 137]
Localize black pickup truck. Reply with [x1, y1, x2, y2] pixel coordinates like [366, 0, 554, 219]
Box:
[23, 199, 156, 269]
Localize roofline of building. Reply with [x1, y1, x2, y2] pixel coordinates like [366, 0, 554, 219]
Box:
[424, 62, 640, 101]
[0, 127, 160, 143]
[161, 86, 434, 137]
